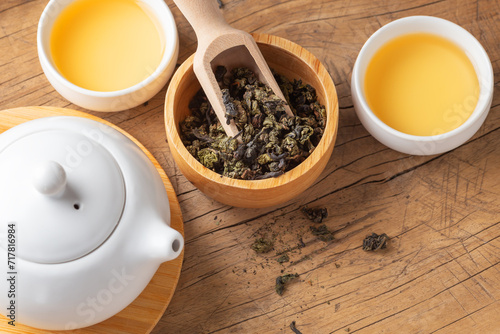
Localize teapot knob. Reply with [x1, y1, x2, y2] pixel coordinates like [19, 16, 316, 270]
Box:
[33, 161, 67, 196]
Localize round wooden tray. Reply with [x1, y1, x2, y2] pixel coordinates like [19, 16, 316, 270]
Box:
[0, 107, 184, 334]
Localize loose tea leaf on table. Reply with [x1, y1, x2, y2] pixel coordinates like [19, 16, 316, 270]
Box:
[276, 273, 299, 296]
[310, 224, 334, 242]
[301, 206, 328, 223]
[277, 253, 290, 263]
[362, 233, 389, 251]
[180, 66, 326, 180]
[251, 237, 274, 253]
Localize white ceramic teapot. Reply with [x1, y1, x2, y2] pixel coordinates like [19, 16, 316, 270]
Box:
[0, 116, 184, 330]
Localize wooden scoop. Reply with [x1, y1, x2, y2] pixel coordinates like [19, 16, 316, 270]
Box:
[173, 0, 294, 139]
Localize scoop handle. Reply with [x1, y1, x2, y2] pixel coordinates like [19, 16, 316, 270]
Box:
[173, 0, 233, 44]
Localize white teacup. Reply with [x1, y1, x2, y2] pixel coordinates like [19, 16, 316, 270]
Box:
[351, 16, 493, 155]
[37, 0, 179, 112]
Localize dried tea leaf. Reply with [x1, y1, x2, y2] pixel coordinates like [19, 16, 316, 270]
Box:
[362, 233, 389, 251]
[301, 206, 328, 223]
[310, 224, 334, 242]
[197, 148, 219, 169]
[214, 65, 227, 82]
[277, 254, 290, 264]
[251, 238, 274, 253]
[275, 273, 299, 296]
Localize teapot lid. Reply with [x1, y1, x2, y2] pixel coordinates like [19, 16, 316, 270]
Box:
[0, 119, 125, 264]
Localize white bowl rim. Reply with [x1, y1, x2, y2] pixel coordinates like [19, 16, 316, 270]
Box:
[352, 15, 494, 143]
[37, 0, 178, 97]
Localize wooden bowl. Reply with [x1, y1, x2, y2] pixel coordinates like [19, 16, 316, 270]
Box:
[164, 33, 338, 208]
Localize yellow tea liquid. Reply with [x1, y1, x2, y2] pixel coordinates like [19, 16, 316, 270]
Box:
[364, 33, 479, 136]
[50, 0, 164, 92]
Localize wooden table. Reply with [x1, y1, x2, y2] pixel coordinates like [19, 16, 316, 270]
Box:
[1, 0, 499, 333]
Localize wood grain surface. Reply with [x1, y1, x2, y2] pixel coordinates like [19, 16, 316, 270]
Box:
[1, 0, 499, 333]
[0, 107, 184, 334]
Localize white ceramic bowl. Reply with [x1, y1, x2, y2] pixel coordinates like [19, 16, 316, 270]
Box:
[351, 16, 494, 155]
[37, 0, 179, 112]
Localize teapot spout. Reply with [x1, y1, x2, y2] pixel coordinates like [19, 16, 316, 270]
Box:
[149, 222, 184, 262]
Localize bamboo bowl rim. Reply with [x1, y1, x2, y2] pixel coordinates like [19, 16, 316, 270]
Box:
[165, 33, 338, 191]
